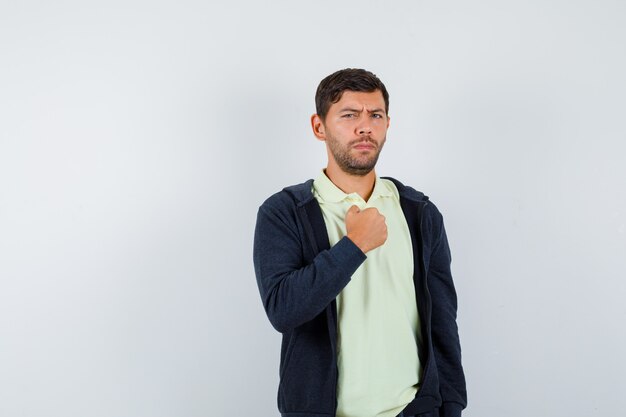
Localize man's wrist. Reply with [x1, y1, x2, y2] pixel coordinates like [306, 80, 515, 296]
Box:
[346, 233, 367, 254]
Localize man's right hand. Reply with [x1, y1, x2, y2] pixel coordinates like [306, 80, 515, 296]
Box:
[345, 205, 388, 254]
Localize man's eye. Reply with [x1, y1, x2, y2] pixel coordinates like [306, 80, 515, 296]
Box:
[372, 114, 383, 119]
[342, 114, 355, 118]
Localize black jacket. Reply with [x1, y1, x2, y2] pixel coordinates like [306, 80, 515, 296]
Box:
[253, 177, 467, 417]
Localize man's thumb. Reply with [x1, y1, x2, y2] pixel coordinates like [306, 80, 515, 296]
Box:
[347, 205, 360, 215]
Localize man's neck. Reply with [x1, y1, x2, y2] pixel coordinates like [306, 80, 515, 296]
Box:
[324, 165, 377, 202]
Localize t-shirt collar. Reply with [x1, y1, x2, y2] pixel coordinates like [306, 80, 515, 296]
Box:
[313, 169, 394, 203]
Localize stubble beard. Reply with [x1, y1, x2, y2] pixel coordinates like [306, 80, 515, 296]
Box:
[327, 133, 386, 177]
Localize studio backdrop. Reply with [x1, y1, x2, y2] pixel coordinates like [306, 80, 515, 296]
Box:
[1, 1, 624, 416]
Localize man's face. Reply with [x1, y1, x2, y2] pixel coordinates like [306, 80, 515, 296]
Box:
[312, 90, 390, 176]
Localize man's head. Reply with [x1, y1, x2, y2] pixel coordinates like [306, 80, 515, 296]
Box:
[311, 68, 390, 177]
[315, 68, 389, 122]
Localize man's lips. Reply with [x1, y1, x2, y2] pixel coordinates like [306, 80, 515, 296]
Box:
[351, 140, 377, 150]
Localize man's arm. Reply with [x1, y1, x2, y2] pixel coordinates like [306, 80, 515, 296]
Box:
[427, 207, 467, 417]
[253, 200, 365, 333]
[253, 198, 387, 333]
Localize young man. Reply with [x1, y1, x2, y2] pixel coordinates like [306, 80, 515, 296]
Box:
[253, 69, 467, 417]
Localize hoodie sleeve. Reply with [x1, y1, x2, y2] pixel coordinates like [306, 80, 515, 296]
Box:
[427, 205, 468, 416]
[253, 196, 366, 333]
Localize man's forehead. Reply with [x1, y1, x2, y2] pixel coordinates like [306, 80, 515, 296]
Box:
[333, 90, 386, 109]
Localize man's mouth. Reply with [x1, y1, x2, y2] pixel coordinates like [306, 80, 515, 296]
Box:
[351, 138, 377, 150]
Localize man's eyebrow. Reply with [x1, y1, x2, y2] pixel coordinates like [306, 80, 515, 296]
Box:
[338, 107, 385, 113]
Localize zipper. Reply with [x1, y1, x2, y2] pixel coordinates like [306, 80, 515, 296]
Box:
[415, 204, 434, 397]
[328, 300, 338, 417]
[399, 197, 434, 404]
[299, 202, 339, 416]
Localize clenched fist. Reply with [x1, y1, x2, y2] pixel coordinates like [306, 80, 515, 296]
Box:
[345, 205, 387, 253]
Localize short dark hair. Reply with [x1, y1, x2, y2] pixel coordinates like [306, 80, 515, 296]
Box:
[315, 68, 389, 120]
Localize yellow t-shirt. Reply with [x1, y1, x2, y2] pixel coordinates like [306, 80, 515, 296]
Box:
[312, 170, 422, 417]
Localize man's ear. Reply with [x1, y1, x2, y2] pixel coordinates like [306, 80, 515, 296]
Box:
[311, 114, 326, 141]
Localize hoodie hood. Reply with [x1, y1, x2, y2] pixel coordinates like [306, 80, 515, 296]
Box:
[282, 177, 430, 206]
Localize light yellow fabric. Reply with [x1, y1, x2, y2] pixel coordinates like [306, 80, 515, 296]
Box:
[312, 170, 422, 417]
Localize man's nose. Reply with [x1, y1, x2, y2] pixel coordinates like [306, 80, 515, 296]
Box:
[357, 120, 372, 135]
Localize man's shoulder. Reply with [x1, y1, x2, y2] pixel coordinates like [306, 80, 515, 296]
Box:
[259, 179, 315, 211]
[382, 176, 446, 225]
[381, 176, 429, 203]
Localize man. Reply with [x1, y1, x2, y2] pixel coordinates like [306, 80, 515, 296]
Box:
[253, 68, 467, 417]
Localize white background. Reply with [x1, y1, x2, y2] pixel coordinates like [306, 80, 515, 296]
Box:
[1, 1, 625, 416]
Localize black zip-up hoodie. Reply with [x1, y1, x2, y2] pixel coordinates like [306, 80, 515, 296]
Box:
[253, 178, 467, 417]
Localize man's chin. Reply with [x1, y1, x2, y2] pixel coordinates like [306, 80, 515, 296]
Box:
[340, 163, 376, 176]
